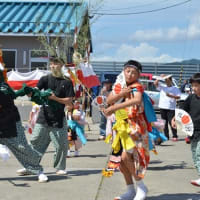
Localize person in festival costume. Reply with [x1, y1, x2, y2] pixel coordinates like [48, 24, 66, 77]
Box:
[104, 60, 156, 200]
[0, 52, 48, 183]
[172, 73, 200, 187]
[149, 119, 168, 146]
[66, 100, 87, 157]
[17, 56, 75, 176]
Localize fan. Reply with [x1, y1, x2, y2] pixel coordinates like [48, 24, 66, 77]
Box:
[175, 108, 194, 137]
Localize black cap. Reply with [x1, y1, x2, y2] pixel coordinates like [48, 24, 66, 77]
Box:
[102, 78, 112, 84]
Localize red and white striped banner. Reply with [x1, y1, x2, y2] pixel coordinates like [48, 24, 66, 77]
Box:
[7, 69, 49, 90]
[7, 64, 100, 90]
[77, 62, 100, 88]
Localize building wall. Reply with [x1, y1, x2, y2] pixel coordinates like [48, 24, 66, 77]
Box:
[0, 36, 43, 72]
[0, 35, 74, 72]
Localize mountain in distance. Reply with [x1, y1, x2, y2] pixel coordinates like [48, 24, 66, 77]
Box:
[168, 58, 200, 65]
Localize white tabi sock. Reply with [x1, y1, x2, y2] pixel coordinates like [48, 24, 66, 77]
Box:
[134, 180, 148, 200]
[117, 184, 136, 200]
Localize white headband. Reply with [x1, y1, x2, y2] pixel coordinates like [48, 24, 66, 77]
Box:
[124, 64, 141, 72]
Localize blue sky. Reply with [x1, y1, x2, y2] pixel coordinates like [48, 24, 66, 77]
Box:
[89, 0, 200, 63]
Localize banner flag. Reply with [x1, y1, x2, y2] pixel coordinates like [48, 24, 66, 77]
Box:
[78, 62, 100, 88]
[7, 69, 49, 90]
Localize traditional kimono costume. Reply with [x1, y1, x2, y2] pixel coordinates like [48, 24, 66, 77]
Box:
[103, 72, 156, 179]
[66, 109, 87, 149]
[124, 82, 150, 179]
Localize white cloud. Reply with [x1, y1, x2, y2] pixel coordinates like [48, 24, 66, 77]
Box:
[91, 42, 181, 63]
[130, 12, 200, 42]
[93, 41, 117, 55]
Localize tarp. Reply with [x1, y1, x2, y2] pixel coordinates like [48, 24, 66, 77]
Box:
[7, 69, 49, 90]
[7, 63, 100, 90]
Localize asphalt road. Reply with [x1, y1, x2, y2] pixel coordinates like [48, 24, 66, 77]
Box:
[1, 105, 200, 200]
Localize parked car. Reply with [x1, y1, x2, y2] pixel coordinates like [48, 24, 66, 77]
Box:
[140, 79, 189, 110]
[140, 79, 160, 110]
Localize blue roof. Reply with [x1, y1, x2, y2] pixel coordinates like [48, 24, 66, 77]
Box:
[0, 1, 88, 35]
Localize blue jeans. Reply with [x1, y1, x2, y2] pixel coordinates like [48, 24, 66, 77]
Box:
[99, 113, 107, 136]
[191, 133, 200, 176]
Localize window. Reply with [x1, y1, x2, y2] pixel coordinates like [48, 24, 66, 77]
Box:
[2, 49, 17, 71]
[148, 82, 158, 91]
[29, 50, 49, 70]
[140, 80, 158, 92]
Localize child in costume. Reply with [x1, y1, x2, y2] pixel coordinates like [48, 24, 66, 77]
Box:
[66, 101, 87, 157]
[104, 60, 156, 200]
[149, 119, 168, 146]
[172, 73, 200, 187]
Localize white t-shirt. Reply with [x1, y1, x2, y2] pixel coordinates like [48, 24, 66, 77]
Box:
[157, 84, 181, 110]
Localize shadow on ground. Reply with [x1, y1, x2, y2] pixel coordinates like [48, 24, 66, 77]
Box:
[76, 154, 107, 158]
[149, 160, 163, 164]
[147, 193, 200, 200]
[0, 174, 69, 184]
[87, 138, 99, 142]
[159, 144, 174, 147]
[148, 161, 192, 171]
[69, 169, 102, 176]
[45, 169, 103, 177]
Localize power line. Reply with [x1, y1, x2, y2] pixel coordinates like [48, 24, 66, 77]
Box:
[91, 0, 171, 12]
[92, 0, 192, 16]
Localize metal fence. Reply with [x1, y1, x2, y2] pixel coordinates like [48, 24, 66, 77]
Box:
[91, 61, 200, 84]
[9, 61, 200, 84]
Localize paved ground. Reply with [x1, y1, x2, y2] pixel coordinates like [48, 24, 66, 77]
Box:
[1, 114, 200, 200]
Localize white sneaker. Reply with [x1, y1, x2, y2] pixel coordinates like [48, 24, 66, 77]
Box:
[56, 170, 68, 175]
[74, 150, 79, 157]
[38, 173, 48, 183]
[134, 180, 148, 200]
[67, 150, 71, 157]
[98, 135, 105, 140]
[17, 168, 32, 176]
